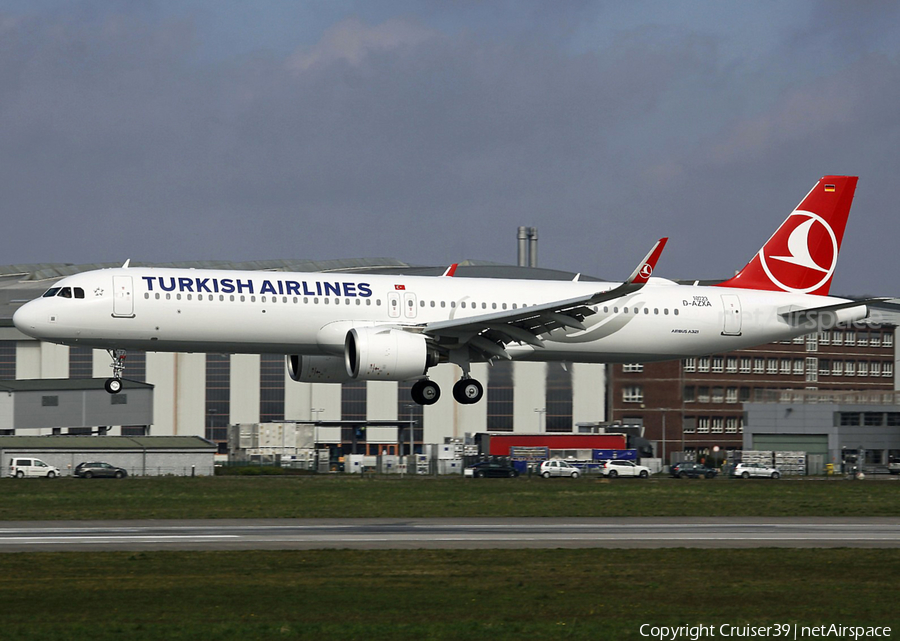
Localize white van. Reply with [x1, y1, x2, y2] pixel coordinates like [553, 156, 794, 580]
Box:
[8, 458, 60, 478]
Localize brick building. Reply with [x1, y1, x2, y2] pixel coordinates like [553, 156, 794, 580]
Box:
[608, 323, 897, 462]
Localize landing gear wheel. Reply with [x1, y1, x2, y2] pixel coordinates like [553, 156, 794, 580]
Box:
[453, 378, 484, 404]
[411, 379, 441, 405]
[105, 378, 123, 394]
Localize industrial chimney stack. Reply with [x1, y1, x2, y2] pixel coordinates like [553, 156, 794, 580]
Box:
[517, 226, 538, 267]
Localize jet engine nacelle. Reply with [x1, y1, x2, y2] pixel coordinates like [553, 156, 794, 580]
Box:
[287, 354, 352, 383]
[345, 326, 438, 381]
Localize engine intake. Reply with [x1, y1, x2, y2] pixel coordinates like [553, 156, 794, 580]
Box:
[345, 327, 438, 381]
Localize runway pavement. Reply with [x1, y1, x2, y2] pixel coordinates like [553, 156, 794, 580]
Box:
[1, 517, 898, 552]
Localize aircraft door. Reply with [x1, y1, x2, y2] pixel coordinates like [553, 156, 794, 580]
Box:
[113, 276, 135, 318]
[403, 292, 418, 319]
[721, 294, 741, 336]
[387, 292, 401, 319]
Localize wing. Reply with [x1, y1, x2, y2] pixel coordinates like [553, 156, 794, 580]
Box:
[422, 238, 667, 360]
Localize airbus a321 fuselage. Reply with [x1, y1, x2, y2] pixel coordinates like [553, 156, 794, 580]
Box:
[13, 175, 871, 405]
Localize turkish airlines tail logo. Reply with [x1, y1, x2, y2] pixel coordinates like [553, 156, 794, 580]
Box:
[717, 176, 857, 296]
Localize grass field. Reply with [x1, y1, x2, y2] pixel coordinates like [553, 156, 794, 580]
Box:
[1, 548, 898, 640]
[1, 473, 899, 520]
[1, 475, 898, 639]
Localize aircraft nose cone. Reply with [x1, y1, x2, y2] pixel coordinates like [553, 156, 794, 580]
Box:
[13, 301, 44, 337]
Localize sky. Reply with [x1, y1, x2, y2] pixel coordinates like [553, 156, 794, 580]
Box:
[2, 1, 899, 296]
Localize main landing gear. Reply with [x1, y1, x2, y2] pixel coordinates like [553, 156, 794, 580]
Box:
[409, 377, 484, 406]
[105, 349, 126, 394]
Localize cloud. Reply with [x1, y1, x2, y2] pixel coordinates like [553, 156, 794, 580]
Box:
[1, 5, 898, 295]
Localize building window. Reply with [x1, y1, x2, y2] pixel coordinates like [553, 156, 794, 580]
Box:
[0, 343, 14, 380]
[683, 417, 696, 434]
[887, 413, 900, 427]
[684, 386, 696, 403]
[697, 417, 710, 433]
[806, 357, 818, 382]
[546, 364, 573, 432]
[205, 354, 230, 443]
[697, 386, 710, 403]
[819, 331, 831, 345]
[857, 332, 869, 347]
[726, 387, 738, 404]
[767, 359, 778, 374]
[622, 386, 643, 403]
[726, 417, 739, 433]
[711, 356, 723, 373]
[683, 358, 696, 372]
[739, 358, 751, 374]
[753, 358, 765, 374]
[698, 357, 710, 373]
[864, 412, 884, 427]
[818, 359, 830, 376]
[69, 346, 94, 379]
[845, 331, 856, 346]
[780, 359, 791, 375]
[341, 380, 367, 422]
[486, 360, 514, 432]
[883, 362, 893, 378]
[870, 333, 881, 348]
[793, 359, 804, 376]
[42, 396, 59, 407]
[871, 362, 882, 377]
[623, 363, 644, 372]
[726, 357, 737, 373]
[839, 412, 860, 426]
[845, 361, 856, 376]
[857, 361, 869, 377]
[711, 417, 724, 433]
[712, 387, 724, 403]
[739, 387, 751, 402]
[260, 354, 285, 422]
[832, 361, 844, 376]
[832, 331, 843, 346]
[806, 334, 818, 352]
[883, 333, 893, 348]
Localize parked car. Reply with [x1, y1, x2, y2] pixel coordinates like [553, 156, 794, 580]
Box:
[732, 462, 781, 479]
[538, 459, 580, 479]
[670, 462, 718, 479]
[464, 461, 519, 478]
[601, 460, 651, 478]
[888, 462, 900, 475]
[8, 457, 59, 478]
[74, 462, 128, 479]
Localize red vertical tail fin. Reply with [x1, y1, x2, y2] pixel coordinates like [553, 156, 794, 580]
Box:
[716, 175, 857, 296]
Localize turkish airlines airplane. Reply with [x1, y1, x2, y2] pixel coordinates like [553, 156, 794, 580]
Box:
[13, 175, 871, 405]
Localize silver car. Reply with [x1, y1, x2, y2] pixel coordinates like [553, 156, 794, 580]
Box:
[732, 462, 781, 479]
[538, 460, 580, 478]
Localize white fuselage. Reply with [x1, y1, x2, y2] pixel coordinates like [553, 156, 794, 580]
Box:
[12, 266, 868, 365]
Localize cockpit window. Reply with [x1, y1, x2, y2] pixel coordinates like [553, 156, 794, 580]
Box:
[40, 287, 85, 299]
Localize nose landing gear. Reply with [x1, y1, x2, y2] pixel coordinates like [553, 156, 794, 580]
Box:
[105, 349, 126, 394]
